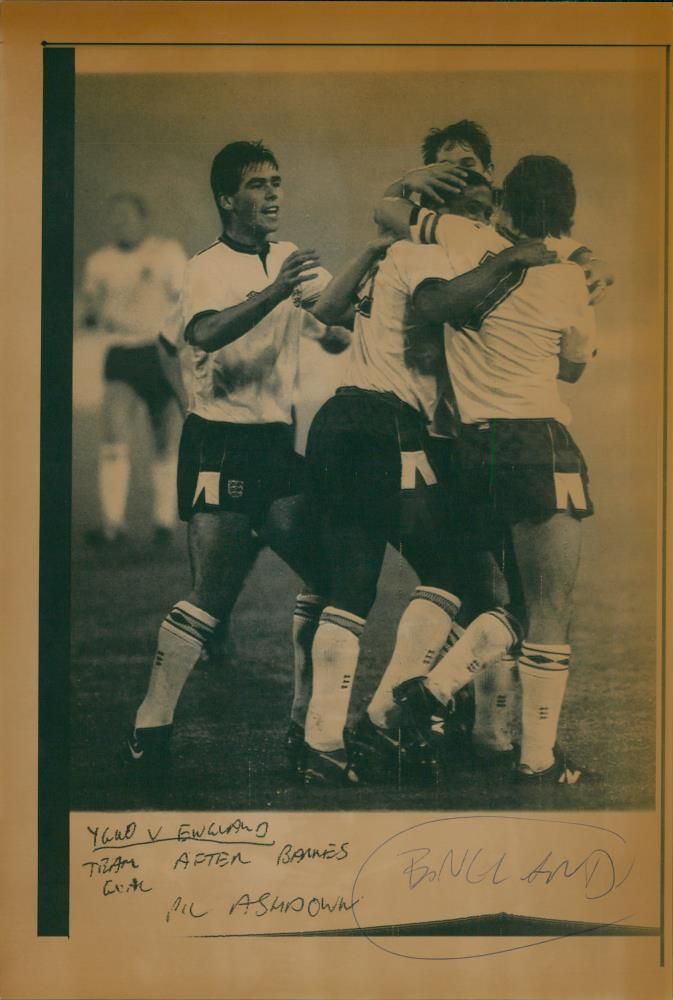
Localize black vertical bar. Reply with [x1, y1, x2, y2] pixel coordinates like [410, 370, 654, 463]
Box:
[39, 45, 75, 937]
[660, 43, 670, 970]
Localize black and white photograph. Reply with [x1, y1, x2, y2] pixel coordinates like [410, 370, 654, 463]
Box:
[3, 3, 672, 998]
[69, 51, 664, 814]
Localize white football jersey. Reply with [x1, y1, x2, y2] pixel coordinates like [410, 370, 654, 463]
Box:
[344, 241, 456, 420]
[410, 211, 596, 426]
[177, 236, 331, 424]
[81, 236, 187, 344]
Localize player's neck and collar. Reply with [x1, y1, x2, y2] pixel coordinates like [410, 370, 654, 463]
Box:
[219, 227, 271, 270]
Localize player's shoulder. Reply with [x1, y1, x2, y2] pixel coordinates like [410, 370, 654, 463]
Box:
[435, 214, 504, 257]
[188, 239, 228, 269]
[533, 259, 588, 304]
[183, 241, 226, 285]
[539, 258, 585, 284]
[547, 235, 590, 262]
[386, 239, 446, 264]
[193, 238, 223, 260]
[437, 212, 492, 239]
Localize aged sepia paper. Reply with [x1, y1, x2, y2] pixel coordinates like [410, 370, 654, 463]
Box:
[2, 2, 672, 998]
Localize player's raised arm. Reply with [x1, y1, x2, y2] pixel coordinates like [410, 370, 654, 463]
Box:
[412, 239, 558, 328]
[373, 164, 468, 239]
[187, 249, 321, 353]
[310, 233, 397, 328]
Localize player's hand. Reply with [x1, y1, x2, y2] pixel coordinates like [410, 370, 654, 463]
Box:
[582, 257, 614, 306]
[400, 163, 468, 204]
[272, 249, 321, 299]
[504, 239, 559, 269]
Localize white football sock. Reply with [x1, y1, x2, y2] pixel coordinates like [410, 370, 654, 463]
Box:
[305, 607, 365, 752]
[135, 601, 219, 729]
[290, 593, 325, 727]
[472, 654, 518, 752]
[518, 641, 570, 773]
[435, 622, 465, 662]
[99, 442, 130, 536]
[426, 609, 518, 706]
[367, 586, 460, 729]
[151, 455, 178, 529]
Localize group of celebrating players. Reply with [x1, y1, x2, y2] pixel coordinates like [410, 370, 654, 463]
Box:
[117, 118, 610, 792]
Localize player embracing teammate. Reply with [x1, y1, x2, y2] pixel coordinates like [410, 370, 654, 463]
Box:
[301, 123, 609, 789]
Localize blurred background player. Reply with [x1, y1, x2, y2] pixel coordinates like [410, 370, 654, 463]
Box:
[76, 193, 187, 547]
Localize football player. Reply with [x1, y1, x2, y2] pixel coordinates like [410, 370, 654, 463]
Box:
[360, 123, 523, 768]
[383, 155, 599, 786]
[126, 141, 352, 781]
[77, 194, 187, 546]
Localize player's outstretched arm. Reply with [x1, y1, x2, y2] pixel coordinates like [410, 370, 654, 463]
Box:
[413, 240, 558, 328]
[310, 234, 397, 328]
[374, 164, 468, 239]
[187, 250, 321, 353]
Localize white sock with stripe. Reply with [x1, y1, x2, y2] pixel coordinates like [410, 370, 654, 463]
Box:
[426, 609, 518, 706]
[135, 601, 219, 729]
[367, 587, 460, 729]
[472, 654, 518, 753]
[305, 607, 365, 752]
[290, 593, 325, 727]
[151, 455, 178, 529]
[99, 442, 130, 537]
[519, 641, 570, 773]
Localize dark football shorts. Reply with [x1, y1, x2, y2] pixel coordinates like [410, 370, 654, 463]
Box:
[177, 414, 305, 527]
[453, 418, 594, 541]
[104, 343, 175, 413]
[305, 386, 449, 539]
[425, 434, 455, 490]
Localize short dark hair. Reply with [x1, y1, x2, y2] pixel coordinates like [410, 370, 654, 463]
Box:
[421, 119, 493, 170]
[108, 192, 148, 217]
[210, 140, 279, 211]
[502, 155, 576, 238]
[419, 168, 493, 211]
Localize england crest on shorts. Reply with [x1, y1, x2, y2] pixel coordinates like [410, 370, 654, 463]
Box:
[227, 479, 245, 498]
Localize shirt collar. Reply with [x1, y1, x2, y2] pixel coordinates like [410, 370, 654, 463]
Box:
[219, 230, 270, 257]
